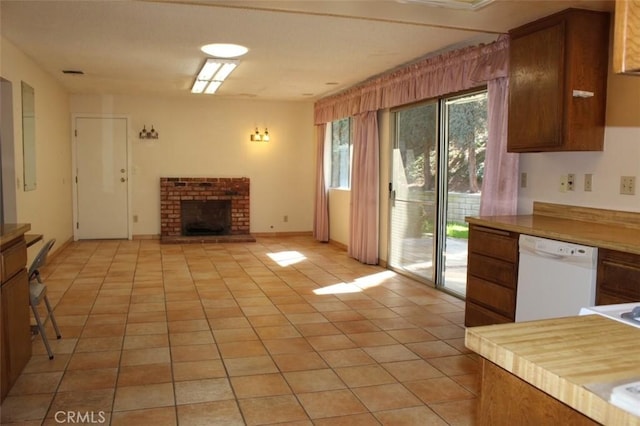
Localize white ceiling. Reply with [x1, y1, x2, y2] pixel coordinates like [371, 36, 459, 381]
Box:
[0, 0, 613, 101]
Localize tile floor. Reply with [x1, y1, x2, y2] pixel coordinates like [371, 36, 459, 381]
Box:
[1, 236, 479, 425]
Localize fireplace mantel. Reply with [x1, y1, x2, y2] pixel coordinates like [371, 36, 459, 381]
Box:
[160, 177, 254, 243]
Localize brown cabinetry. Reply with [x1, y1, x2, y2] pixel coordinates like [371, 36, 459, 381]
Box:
[596, 248, 640, 304]
[0, 233, 31, 401]
[613, 0, 640, 75]
[465, 225, 519, 327]
[507, 9, 610, 152]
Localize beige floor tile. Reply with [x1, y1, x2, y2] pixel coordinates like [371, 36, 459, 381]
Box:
[173, 359, 227, 381]
[429, 398, 478, 425]
[271, 352, 329, 372]
[8, 371, 63, 396]
[120, 347, 171, 366]
[230, 373, 292, 399]
[117, 363, 173, 386]
[374, 406, 448, 426]
[67, 350, 121, 370]
[177, 400, 244, 426]
[174, 378, 234, 405]
[123, 333, 170, 350]
[297, 389, 368, 419]
[284, 369, 346, 393]
[319, 348, 376, 368]
[125, 321, 169, 335]
[5, 237, 477, 426]
[254, 324, 302, 339]
[405, 377, 475, 404]
[212, 327, 258, 342]
[427, 354, 480, 376]
[362, 344, 420, 363]
[406, 341, 462, 359]
[334, 365, 397, 388]
[238, 394, 309, 425]
[0, 394, 54, 423]
[22, 354, 71, 374]
[381, 359, 445, 382]
[262, 337, 314, 355]
[223, 355, 279, 376]
[74, 336, 123, 353]
[219, 340, 268, 358]
[352, 383, 422, 412]
[113, 382, 175, 411]
[171, 343, 220, 362]
[307, 334, 356, 351]
[47, 388, 115, 416]
[111, 406, 177, 426]
[294, 322, 342, 337]
[58, 368, 118, 392]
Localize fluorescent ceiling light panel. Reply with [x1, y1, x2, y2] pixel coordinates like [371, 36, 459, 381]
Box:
[191, 58, 239, 94]
[201, 43, 248, 58]
[401, 0, 494, 10]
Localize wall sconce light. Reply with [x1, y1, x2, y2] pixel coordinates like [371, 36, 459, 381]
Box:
[139, 125, 159, 139]
[250, 128, 270, 142]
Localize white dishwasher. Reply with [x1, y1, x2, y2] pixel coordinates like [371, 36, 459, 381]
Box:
[515, 234, 598, 322]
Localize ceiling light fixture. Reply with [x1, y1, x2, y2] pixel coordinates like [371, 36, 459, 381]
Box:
[399, 0, 494, 10]
[201, 43, 248, 58]
[191, 58, 238, 94]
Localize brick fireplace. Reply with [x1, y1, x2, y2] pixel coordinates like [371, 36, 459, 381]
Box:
[160, 177, 254, 243]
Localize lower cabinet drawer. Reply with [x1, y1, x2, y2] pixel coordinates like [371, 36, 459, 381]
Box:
[0, 239, 27, 283]
[468, 253, 517, 289]
[465, 302, 513, 327]
[466, 276, 516, 319]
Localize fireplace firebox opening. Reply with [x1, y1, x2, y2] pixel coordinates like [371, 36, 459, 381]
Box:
[181, 200, 231, 236]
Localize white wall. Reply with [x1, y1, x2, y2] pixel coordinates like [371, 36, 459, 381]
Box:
[517, 67, 640, 214]
[69, 94, 315, 236]
[0, 37, 73, 258]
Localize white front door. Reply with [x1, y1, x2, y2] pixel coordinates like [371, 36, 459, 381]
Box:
[75, 117, 129, 239]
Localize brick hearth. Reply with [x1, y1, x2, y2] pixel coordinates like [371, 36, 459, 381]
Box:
[160, 177, 252, 242]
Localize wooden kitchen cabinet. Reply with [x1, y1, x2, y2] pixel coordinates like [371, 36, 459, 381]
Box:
[613, 0, 640, 75]
[596, 248, 640, 304]
[507, 9, 610, 152]
[465, 225, 519, 327]
[0, 232, 31, 401]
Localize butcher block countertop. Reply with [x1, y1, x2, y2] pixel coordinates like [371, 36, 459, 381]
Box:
[466, 315, 640, 425]
[466, 202, 640, 255]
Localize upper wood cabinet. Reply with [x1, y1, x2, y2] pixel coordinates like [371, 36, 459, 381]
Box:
[507, 9, 610, 152]
[613, 0, 640, 75]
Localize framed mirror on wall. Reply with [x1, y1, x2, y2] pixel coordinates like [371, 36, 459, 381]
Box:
[21, 81, 36, 191]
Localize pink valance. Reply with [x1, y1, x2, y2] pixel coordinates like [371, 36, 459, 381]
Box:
[314, 36, 509, 124]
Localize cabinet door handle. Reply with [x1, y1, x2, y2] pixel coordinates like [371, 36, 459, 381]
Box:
[472, 226, 512, 237]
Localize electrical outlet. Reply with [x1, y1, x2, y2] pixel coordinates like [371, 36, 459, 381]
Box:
[559, 175, 568, 193]
[133, 215, 138, 223]
[283, 215, 288, 223]
[520, 172, 527, 188]
[584, 174, 592, 192]
[567, 173, 575, 191]
[620, 176, 636, 195]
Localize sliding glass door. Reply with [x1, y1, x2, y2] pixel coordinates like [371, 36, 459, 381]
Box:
[388, 102, 438, 283]
[389, 91, 487, 297]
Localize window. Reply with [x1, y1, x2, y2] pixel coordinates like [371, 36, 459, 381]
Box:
[330, 118, 351, 188]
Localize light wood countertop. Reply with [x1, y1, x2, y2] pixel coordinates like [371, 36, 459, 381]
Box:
[466, 315, 640, 425]
[466, 202, 640, 255]
[0, 223, 31, 246]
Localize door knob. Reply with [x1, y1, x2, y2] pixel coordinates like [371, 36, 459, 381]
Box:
[120, 177, 126, 182]
[120, 169, 126, 173]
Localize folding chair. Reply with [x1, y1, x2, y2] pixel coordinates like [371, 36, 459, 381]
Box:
[28, 239, 61, 359]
